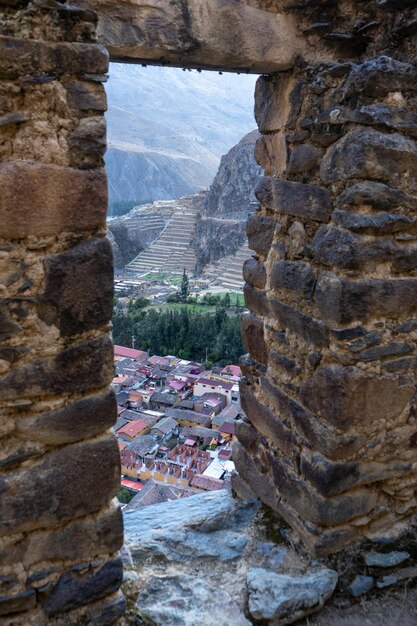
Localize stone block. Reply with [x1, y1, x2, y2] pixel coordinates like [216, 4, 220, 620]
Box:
[332, 209, 412, 235]
[39, 238, 114, 336]
[242, 258, 266, 289]
[255, 178, 332, 223]
[255, 74, 292, 133]
[0, 435, 120, 536]
[300, 365, 414, 431]
[270, 260, 316, 299]
[0, 335, 114, 400]
[0, 305, 21, 341]
[0, 162, 107, 238]
[358, 342, 414, 362]
[16, 389, 117, 445]
[243, 285, 270, 318]
[235, 420, 260, 452]
[300, 450, 411, 498]
[336, 181, 417, 212]
[233, 442, 280, 511]
[270, 350, 301, 375]
[0, 590, 36, 616]
[320, 128, 417, 190]
[261, 376, 366, 459]
[314, 272, 417, 324]
[68, 116, 106, 169]
[0, 503, 123, 567]
[310, 226, 412, 271]
[270, 456, 378, 527]
[254, 132, 287, 176]
[287, 144, 322, 174]
[80, 592, 126, 626]
[239, 382, 295, 454]
[241, 313, 268, 365]
[268, 298, 329, 347]
[66, 81, 107, 111]
[246, 213, 276, 256]
[42, 558, 123, 617]
[343, 56, 417, 99]
[0, 36, 108, 79]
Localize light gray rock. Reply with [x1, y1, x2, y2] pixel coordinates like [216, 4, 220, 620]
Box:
[376, 575, 398, 589]
[123, 490, 259, 563]
[365, 551, 410, 568]
[136, 574, 251, 626]
[246, 568, 338, 625]
[349, 575, 374, 597]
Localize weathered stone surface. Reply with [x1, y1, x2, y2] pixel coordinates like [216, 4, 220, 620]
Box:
[300, 365, 414, 431]
[233, 441, 281, 511]
[311, 226, 417, 271]
[270, 350, 301, 375]
[383, 356, 417, 373]
[124, 490, 259, 563]
[271, 456, 377, 527]
[300, 450, 411, 498]
[315, 273, 417, 324]
[39, 238, 114, 336]
[269, 298, 329, 347]
[0, 306, 21, 341]
[0, 36, 108, 79]
[136, 573, 251, 626]
[357, 342, 414, 362]
[261, 376, 366, 459]
[66, 81, 107, 111]
[0, 162, 108, 238]
[246, 568, 338, 625]
[0, 503, 123, 567]
[0, 590, 36, 616]
[42, 558, 123, 617]
[0, 435, 120, 535]
[0, 335, 114, 400]
[320, 128, 417, 189]
[336, 181, 417, 212]
[318, 104, 417, 138]
[287, 143, 322, 174]
[235, 420, 260, 452]
[243, 258, 267, 289]
[254, 132, 287, 176]
[256, 177, 332, 222]
[365, 551, 410, 568]
[246, 213, 276, 256]
[255, 73, 291, 133]
[332, 209, 413, 235]
[343, 56, 417, 99]
[241, 313, 268, 365]
[239, 382, 295, 453]
[271, 260, 316, 299]
[75, 0, 310, 73]
[16, 389, 117, 444]
[349, 575, 374, 597]
[243, 285, 270, 318]
[69, 116, 106, 168]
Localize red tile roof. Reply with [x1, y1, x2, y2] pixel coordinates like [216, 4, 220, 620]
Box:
[196, 378, 233, 391]
[117, 419, 148, 438]
[121, 479, 144, 491]
[114, 345, 148, 361]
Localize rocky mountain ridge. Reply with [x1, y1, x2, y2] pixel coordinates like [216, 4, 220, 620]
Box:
[108, 131, 262, 275]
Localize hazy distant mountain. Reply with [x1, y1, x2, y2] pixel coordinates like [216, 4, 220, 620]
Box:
[105, 64, 258, 212]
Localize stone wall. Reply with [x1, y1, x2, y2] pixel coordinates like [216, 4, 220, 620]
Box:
[235, 2, 417, 555]
[0, 2, 124, 623]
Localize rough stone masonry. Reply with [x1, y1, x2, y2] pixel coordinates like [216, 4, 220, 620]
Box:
[236, 1, 417, 557]
[1, 0, 417, 624]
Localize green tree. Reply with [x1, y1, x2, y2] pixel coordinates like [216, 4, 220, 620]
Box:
[180, 269, 189, 302]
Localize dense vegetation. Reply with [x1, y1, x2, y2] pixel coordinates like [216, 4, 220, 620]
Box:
[109, 199, 147, 218]
[112, 295, 244, 365]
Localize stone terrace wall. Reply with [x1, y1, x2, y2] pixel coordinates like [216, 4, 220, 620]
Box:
[0, 2, 123, 624]
[235, 1, 417, 556]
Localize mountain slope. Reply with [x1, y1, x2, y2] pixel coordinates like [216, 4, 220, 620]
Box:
[105, 65, 257, 210]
